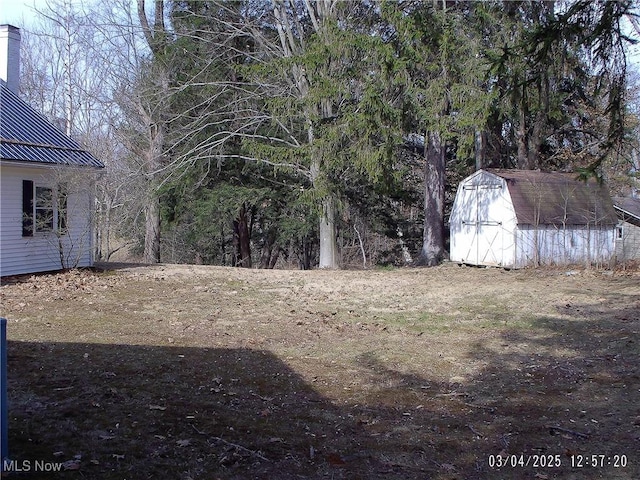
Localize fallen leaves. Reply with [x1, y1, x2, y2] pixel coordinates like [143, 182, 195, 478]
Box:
[2, 263, 638, 480]
[1, 269, 120, 307]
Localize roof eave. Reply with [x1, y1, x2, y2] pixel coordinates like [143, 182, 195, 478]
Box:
[613, 205, 640, 221]
[0, 158, 105, 170]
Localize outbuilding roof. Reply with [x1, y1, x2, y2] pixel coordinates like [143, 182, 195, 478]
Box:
[486, 169, 618, 226]
[0, 80, 104, 168]
[613, 196, 640, 224]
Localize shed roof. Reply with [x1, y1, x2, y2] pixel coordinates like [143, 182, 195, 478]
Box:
[0, 80, 104, 168]
[613, 196, 640, 224]
[486, 169, 617, 226]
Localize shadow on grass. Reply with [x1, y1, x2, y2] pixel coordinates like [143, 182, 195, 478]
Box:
[346, 291, 640, 479]
[5, 289, 639, 479]
[7, 342, 376, 479]
[457, 291, 640, 479]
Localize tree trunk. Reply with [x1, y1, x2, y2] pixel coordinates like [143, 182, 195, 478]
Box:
[318, 195, 338, 268]
[309, 119, 339, 268]
[260, 228, 278, 269]
[299, 236, 313, 270]
[526, 71, 549, 170]
[527, 113, 544, 170]
[95, 196, 104, 261]
[234, 203, 252, 268]
[144, 193, 161, 263]
[474, 129, 486, 171]
[268, 245, 280, 269]
[416, 131, 446, 267]
[517, 88, 530, 169]
[220, 221, 227, 265]
[138, 0, 167, 264]
[272, 0, 341, 269]
[259, 235, 273, 269]
[142, 121, 164, 263]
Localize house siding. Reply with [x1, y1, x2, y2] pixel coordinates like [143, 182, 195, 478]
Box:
[615, 221, 640, 261]
[0, 164, 95, 276]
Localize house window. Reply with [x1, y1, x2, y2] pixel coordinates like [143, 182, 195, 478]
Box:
[22, 180, 68, 237]
[35, 186, 54, 232]
[616, 226, 623, 240]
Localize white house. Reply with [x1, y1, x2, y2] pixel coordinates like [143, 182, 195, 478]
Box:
[449, 169, 618, 269]
[0, 25, 104, 277]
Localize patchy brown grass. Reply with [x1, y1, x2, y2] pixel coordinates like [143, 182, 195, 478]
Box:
[1, 263, 639, 479]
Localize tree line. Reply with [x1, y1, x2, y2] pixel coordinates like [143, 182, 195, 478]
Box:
[19, 0, 640, 269]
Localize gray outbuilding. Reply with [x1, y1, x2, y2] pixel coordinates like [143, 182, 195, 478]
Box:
[613, 196, 640, 262]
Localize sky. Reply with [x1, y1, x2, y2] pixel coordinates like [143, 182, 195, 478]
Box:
[0, 0, 42, 26]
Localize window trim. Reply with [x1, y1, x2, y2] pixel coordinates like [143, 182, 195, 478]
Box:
[22, 180, 68, 237]
[35, 185, 54, 233]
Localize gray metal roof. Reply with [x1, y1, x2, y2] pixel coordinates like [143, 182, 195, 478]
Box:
[486, 169, 618, 226]
[0, 80, 104, 168]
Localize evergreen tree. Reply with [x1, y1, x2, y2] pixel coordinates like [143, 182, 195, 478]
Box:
[382, 0, 493, 266]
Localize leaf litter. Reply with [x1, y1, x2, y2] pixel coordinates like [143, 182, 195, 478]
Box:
[0, 263, 638, 479]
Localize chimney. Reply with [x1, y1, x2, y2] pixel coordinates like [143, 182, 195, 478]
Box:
[0, 24, 21, 94]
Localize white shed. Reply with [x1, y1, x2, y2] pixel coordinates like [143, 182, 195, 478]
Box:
[449, 169, 617, 269]
[0, 25, 104, 277]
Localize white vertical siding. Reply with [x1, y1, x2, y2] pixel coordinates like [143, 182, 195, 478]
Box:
[514, 225, 615, 268]
[449, 183, 476, 263]
[0, 164, 96, 277]
[450, 171, 518, 268]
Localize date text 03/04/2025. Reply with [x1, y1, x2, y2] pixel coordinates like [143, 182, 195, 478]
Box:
[487, 454, 629, 469]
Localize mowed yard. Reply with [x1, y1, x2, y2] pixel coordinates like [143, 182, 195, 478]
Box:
[0, 263, 638, 479]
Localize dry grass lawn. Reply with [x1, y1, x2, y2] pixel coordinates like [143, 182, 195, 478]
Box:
[1, 262, 639, 479]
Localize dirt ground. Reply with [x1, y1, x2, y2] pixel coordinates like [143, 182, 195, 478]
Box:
[0, 262, 639, 479]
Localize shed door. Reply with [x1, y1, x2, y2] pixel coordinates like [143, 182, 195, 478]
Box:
[461, 184, 504, 266]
